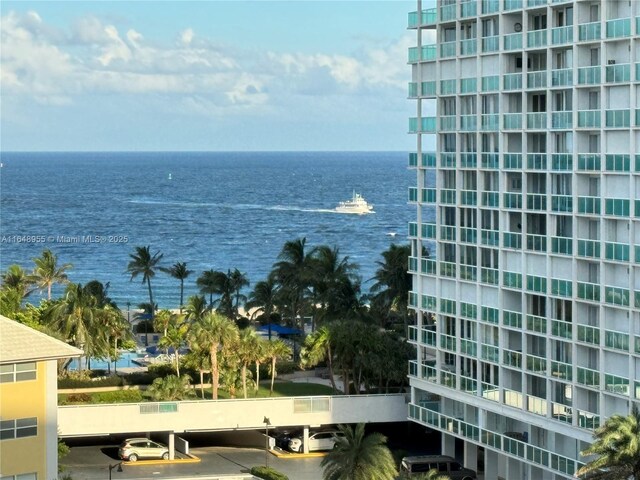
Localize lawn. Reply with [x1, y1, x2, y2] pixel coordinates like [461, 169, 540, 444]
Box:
[58, 381, 336, 404]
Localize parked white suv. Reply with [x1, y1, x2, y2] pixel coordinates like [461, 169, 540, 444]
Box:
[118, 438, 169, 461]
[288, 430, 344, 453]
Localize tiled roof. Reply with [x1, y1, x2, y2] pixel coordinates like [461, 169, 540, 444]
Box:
[0, 315, 82, 364]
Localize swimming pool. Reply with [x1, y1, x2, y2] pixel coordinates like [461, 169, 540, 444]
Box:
[67, 351, 144, 370]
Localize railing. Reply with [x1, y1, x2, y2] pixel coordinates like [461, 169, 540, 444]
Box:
[460, 38, 477, 56]
[482, 36, 500, 53]
[551, 68, 572, 87]
[551, 25, 572, 45]
[527, 29, 547, 48]
[527, 112, 546, 129]
[440, 41, 456, 58]
[503, 73, 522, 90]
[606, 17, 631, 38]
[577, 239, 600, 258]
[578, 21, 600, 41]
[504, 32, 523, 50]
[550, 319, 572, 340]
[577, 110, 600, 128]
[552, 111, 572, 129]
[578, 66, 600, 85]
[605, 64, 630, 83]
[503, 113, 522, 129]
[527, 71, 547, 89]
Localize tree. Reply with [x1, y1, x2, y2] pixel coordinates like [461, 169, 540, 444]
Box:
[196, 269, 233, 313]
[30, 249, 72, 299]
[185, 294, 208, 322]
[154, 309, 173, 338]
[189, 312, 239, 399]
[45, 283, 108, 369]
[2, 264, 34, 298]
[126, 246, 163, 321]
[271, 238, 314, 327]
[300, 326, 338, 392]
[246, 276, 280, 338]
[183, 344, 210, 399]
[235, 328, 260, 399]
[321, 423, 397, 480]
[253, 337, 268, 395]
[369, 244, 412, 328]
[148, 374, 194, 401]
[265, 339, 292, 395]
[102, 304, 132, 374]
[158, 316, 188, 376]
[162, 262, 192, 312]
[576, 406, 640, 480]
[229, 268, 249, 317]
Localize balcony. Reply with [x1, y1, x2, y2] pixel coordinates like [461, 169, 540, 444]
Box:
[578, 66, 601, 85]
[422, 188, 436, 203]
[527, 153, 547, 169]
[577, 239, 601, 259]
[552, 111, 572, 129]
[551, 237, 572, 255]
[551, 68, 572, 87]
[482, 75, 500, 92]
[441, 152, 456, 168]
[504, 32, 523, 51]
[604, 329, 630, 352]
[527, 193, 547, 211]
[526, 354, 547, 374]
[460, 78, 477, 94]
[527, 71, 547, 89]
[605, 109, 630, 128]
[440, 189, 456, 205]
[440, 115, 456, 132]
[481, 152, 499, 169]
[409, 117, 436, 133]
[460, 227, 477, 243]
[577, 366, 600, 388]
[503, 192, 522, 209]
[526, 234, 547, 252]
[481, 229, 500, 247]
[482, 0, 500, 14]
[503, 73, 522, 90]
[605, 286, 630, 307]
[606, 153, 631, 172]
[461, 190, 477, 206]
[503, 349, 522, 369]
[482, 36, 500, 53]
[504, 0, 523, 11]
[440, 3, 457, 22]
[606, 18, 631, 38]
[481, 114, 499, 131]
[460, 38, 478, 56]
[527, 29, 547, 48]
[527, 112, 547, 129]
[577, 282, 600, 302]
[440, 41, 456, 58]
[578, 22, 601, 42]
[551, 319, 572, 340]
[577, 110, 601, 128]
[503, 309, 523, 327]
[482, 191, 499, 207]
[504, 153, 522, 169]
[503, 232, 522, 249]
[441, 79, 456, 95]
[551, 195, 572, 213]
[577, 196, 601, 214]
[551, 153, 572, 171]
[407, 8, 437, 28]
[551, 25, 572, 45]
[421, 81, 436, 96]
[577, 154, 601, 171]
[461, 1, 478, 18]
[551, 360, 572, 381]
[503, 274, 522, 290]
[460, 115, 478, 131]
[605, 63, 630, 83]
[527, 314, 547, 334]
[503, 113, 522, 130]
[423, 222, 436, 239]
[460, 152, 477, 168]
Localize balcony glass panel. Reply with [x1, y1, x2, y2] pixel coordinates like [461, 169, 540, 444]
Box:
[482, 36, 500, 53]
[578, 66, 601, 85]
[551, 237, 573, 255]
[440, 115, 456, 131]
[440, 41, 456, 58]
[460, 227, 477, 243]
[577, 110, 601, 128]
[422, 188, 436, 203]
[577, 325, 600, 345]
[526, 354, 547, 374]
[421, 8, 437, 26]
[482, 0, 500, 14]
[481, 229, 500, 246]
[409, 117, 436, 133]
[551, 68, 573, 86]
[421, 81, 436, 96]
[482, 191, 499, 207]
[604, 198, 630, 217]
[504, 0, 522, 10]
[551, 361, 572, 381]
[604, 330, 629, 352]
[577, 239, 601, 258]
[527, 112, 547, 129]
[504, 153, 522, 169]
[408, 82, 418, 98]
[408, 11, 419, 28]
[552, 195, 572, 212]
[577, 282, 600, 302]
[578, 22, 601, 41]
[504, 192, 522, 209]
[461, 190, 477, 206]
[605, 242, 631, 262]
[527, 0, 545, 6]
[605, 109, 630, 127]
[637, 63, 640, 82]
[527, 30, 547, 48]
[441, 152, 456, 168]
[606, 18, 631, 38]
[422, 223, 436, 239]
[460, 152, 477, 168]
[460, 78, 477, 94]
[551, 154, 572, 171]
[461, 115, 478, 131]
[577, 154, 601, 171]
[552, 111, 572, 129]
[551, 25, 572, 45]
[503, 232, 522, 249]
[503, 349, 522, 369]
[527, 314, 547, 334]
[440, 4, 456, 21]
[504, 113, 522, 130]
[481, 114, 499, 131]
[408, 188, 418, 203]
[481, 153, 499, 169]
[551, 320, 572, 340]
[422, 152, 436, 167]
[503, 309, 522, 327]
[482, 75, 500, 92]
[504, 33, 523, 50]
[440, 189, 456, 205]
[527, 153, 547, 169]
[526, 234, 547, 252]
[461, 0, 478, 17]
[408, 47, 419, 63]
[527, 193, 547, 210]
[460, 38, 478, 56]
[441, 79, 456, 95]
[606, 64, 630, 83]
[503, 73, 522, 90]
[604, 374, 630, 396]
[606, 154, 632, 171]
[605, 286, 629, 307]
[527, 71, 547, 89]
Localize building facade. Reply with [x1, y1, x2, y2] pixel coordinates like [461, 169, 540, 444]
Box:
[407, 1, 640, 478]
[0, 316, 81, 480]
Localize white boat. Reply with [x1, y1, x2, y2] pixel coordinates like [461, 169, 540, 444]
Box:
[335, 191, 374, 215]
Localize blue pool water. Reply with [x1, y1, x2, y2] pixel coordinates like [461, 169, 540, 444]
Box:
[68, 351, 144, 370]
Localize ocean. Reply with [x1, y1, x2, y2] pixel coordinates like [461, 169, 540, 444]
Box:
[0, 151, 419, 309]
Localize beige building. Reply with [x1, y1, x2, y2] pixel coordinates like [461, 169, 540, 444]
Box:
[0, 315, 81, 480]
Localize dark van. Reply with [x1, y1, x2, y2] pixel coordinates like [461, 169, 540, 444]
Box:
[400, 455, 477, 479]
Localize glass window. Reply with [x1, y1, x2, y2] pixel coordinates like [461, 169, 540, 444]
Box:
[0, 363, 36, 383]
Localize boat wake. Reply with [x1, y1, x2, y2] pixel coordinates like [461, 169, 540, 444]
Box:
[127, 199, 345, 214]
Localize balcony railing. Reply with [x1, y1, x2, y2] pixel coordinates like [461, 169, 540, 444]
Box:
[578, 21, 600, 41]
[527, 29, 547, 48]
[606, 18, 631, 38]
[440, 41, 456, 58]
[482, 36, 500, 53]
[551, 25, 572, 45]
[578, 66, 600, 85]
[527, 71, 547, 89]
[578, 110, 601, 128]
[504, 32, 523, 50]
[503, 113, 522, 130]
[551, 68, 572, 87]
[527, 112, 547, 129]
[606, 64, 631, 83]
[503, 73, 522, 90]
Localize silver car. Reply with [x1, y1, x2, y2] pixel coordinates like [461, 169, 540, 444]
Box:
[288, 430, 344, 453]
[118, 438, 169, 461]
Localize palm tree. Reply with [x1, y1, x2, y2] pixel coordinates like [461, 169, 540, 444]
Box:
[188, 312, 239, 399]
[183, 344, 210, 399]
[246, 276, 279, 338]
[185, 294, 208, 322]
[126, 246, 163, 321]
[253, 337, 268, 395]
[161, 262, 192, 312]
[196, 269, 230, 311]
[101, 304, 132, 374]
[229, 268, 249, 317]
[369, 244, 412, 328]
[45, 283, 108, 369]
[154, 309, 173, 338]
[576, 406, 640, 479]
[300, 326, 338, 392]
[2, 264, 34, 298]
[321, 423, 397, 480]
[158, 317, 188, 376]
[235, 328, 260, 399]
[148, 374, 194, 401]
[265, 339, 292, 395]
[271, 238, 314, 327]
[30, 249, 72, 299]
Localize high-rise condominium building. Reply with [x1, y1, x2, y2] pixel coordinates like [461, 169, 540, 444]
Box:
[406, 1, 639, 478]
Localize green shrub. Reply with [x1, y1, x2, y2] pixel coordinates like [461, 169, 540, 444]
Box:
[250, 466, 289, 480]
[122, 371, 158, 386]
[91, 390, 143, 403]
[62, 393, 91, 404]
[58, 375, 123, 389]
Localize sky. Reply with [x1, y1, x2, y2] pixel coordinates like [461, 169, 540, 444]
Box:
[0, 1, 416, 151]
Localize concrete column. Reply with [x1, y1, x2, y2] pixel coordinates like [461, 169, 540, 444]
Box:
[463, 441, 478, 472]
[442, 432, 455, 457]
[168, 431, 175, 460]
[303, 426, 310, 454]
[484, 448, 499, 480]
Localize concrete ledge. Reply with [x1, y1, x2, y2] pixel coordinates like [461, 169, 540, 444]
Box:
[123, 454, 201, 466]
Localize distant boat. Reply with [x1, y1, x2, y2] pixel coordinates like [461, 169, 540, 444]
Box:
[168, 173, 172, 180]
[386, 232, 397, 237]
[335, 191, 374, 215]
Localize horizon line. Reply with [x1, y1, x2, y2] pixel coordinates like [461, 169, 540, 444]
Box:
[1, 149, 409, 154]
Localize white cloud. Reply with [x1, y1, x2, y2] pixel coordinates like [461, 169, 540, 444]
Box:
[180, 28, 194, 46]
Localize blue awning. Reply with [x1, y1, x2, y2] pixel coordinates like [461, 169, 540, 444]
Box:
[257, 324, 302, 336]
